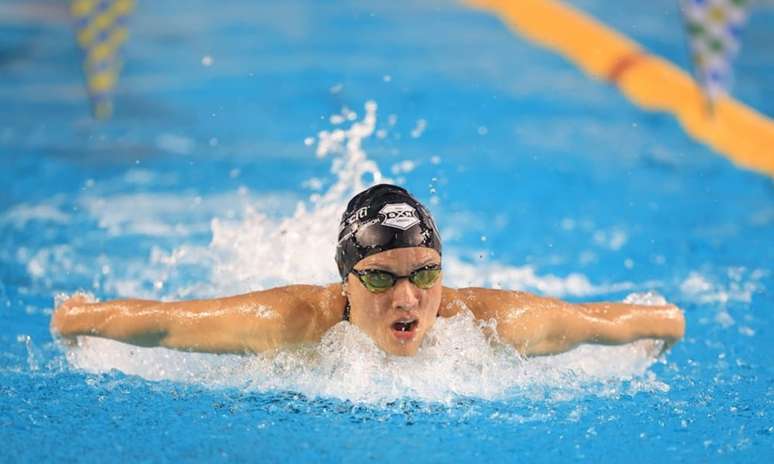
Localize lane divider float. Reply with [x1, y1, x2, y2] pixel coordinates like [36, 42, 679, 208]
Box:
[467, 0, 774, 177]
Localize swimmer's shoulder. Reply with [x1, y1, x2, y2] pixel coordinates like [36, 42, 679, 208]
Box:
[440, 286, 536, 319]
[315, 283, 348, 328]
[241, 284, 345, 334]
[279, 283, 346, 330]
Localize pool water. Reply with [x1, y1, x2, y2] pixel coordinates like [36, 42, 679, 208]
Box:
[1, 0, 773, 462]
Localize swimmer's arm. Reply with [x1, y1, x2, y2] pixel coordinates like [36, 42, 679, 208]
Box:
[50, 285, 343, 354]
[446, 288, 685, 357]
[524, 299, 685, 356]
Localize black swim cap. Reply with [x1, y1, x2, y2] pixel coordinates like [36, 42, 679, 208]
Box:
[335, 184, 442, 280]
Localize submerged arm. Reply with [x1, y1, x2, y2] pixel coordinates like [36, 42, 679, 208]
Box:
[445, 288, 685, 357]
[51, 285, 344, 354]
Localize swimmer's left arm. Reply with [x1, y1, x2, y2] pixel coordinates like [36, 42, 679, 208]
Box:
[448, 288, 685, 357]
[531, 300, 686, 356]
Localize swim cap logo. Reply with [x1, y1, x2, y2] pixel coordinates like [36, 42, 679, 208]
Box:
[379, 203, 420, 230]
[346, 207, 369, 226]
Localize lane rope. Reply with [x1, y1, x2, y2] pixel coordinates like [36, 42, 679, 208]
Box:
[467, 0, 774, 177]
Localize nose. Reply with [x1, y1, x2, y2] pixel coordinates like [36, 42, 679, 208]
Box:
[391, 277, 419, 310]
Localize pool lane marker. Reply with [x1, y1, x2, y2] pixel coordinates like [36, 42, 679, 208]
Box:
[466, 0, 774, 178]
[71, 0, 135, 119]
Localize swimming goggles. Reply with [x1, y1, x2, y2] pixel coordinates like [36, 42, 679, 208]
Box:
[351, 264, 442, 293]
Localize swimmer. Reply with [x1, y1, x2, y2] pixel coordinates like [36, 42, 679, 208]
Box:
[51, 184, 685, 357]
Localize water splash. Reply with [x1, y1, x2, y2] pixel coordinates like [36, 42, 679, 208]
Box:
[65, 307, 666, 405]
[52, 102, 671, 403]
[16, 334, 41, 371]
[443, 254, 636, 297]
[146, 101, 385, 297]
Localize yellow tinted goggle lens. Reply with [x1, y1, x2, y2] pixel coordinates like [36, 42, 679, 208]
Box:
[410, 268, 441, 289]
[360, 271, 394, 293]
[355, 266, 441, 293]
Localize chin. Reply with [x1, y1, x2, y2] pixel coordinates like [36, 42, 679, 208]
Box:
[389, 343, 419, 357]
[380, 338, 421, 357]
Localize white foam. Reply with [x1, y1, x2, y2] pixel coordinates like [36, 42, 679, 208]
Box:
[150, 101, 387, 296]
[680, 269, 765, 305]
[66, 308, 665, 404]
[444, 254, 634, 297]
[0, 202, 69, 228]
[623, 291, 668, 306]
[25, 245, 81, 280]
[79, 190, 297, 238]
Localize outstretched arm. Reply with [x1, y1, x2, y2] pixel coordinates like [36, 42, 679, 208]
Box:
[442, 288, 685, 357]
[51, 285, 345, 354]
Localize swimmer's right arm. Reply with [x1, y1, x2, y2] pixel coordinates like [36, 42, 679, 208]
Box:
[50, 285, 345, 354]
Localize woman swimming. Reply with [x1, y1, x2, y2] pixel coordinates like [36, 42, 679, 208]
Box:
[51, 184, 685, 357]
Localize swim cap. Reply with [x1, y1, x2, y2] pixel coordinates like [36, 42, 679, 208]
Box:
[335, 184, 442, 280]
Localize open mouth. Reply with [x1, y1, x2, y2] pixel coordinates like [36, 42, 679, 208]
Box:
[390, 319, 418, 340]
[391, 319, 418, 332]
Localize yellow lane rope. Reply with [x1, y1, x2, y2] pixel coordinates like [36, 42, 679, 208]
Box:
[467, 0, 774, 177]
[71, 0, 135, 119]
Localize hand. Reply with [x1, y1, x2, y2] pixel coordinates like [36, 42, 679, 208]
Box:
[642, 335, 679, 359]
[50, 293, 93, 344]
[655, 336, 679, 358]
[647, 303, 685, 358]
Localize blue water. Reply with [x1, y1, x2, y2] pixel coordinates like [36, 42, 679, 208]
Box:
[2, 0, 773, 462]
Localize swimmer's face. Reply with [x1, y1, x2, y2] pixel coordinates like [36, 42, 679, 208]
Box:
[346, 247, 442, 356]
